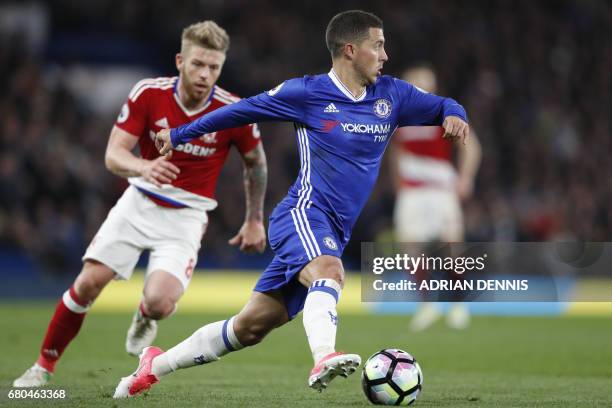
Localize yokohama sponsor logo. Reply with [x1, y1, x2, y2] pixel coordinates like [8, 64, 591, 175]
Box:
[340, 123, 391, 134]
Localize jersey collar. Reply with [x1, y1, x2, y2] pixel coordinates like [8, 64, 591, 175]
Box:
[173, 77, 213, 116]
[328, 69, 367, 102]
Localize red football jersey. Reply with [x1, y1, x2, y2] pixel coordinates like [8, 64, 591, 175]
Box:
[393, 126, 457, 190]
[115, 76, 261, 210]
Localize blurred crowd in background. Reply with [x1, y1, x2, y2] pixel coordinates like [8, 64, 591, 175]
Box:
[0, 0, 610, 275]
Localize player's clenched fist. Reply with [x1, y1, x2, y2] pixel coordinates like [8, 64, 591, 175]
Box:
[442, 116, 469, 144]
[140, 156, 180, 187]
[155, 128, 173, 156]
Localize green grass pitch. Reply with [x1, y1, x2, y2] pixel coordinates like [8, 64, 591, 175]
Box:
[1, 304, 611, 407]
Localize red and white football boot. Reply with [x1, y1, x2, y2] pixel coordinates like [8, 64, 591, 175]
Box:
[113, 346, 164, 398]
[308, 351, 361, 392]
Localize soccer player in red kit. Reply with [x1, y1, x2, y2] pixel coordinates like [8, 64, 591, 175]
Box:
[13, 20, 268, 387]
[390, 65, 481, 331]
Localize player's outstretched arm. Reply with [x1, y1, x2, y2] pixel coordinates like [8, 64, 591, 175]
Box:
[395, 78, 469, 143]
[155, 78, 306, 156]
[229, 143, 268, 254]
[107, 125, 179, 186]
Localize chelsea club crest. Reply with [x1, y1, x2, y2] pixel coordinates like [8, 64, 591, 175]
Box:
[323, 236, 338, 251]
[373, 98, 392, 118]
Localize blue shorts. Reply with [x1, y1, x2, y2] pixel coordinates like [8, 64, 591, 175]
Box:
[254, 204, 345, 319]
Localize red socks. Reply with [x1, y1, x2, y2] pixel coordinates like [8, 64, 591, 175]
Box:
[36, 287, 91, 372]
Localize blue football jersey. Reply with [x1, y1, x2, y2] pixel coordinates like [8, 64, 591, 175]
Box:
[171, 70, 467, 243]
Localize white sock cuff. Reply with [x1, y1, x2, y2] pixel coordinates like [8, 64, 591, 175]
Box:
[62, 289, 90, 313]
[153, 352, 176, 376]
[308, 279, 341, 302]
[223, 316, 244, 351]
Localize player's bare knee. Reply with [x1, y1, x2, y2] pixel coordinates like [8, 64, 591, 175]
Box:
[300, 256, 345, 288]
[321, 267, 344, 287]
[234, 312, 286, 346]
[142, 295, 175, 320]
[74, 261, 113, 301]
[314, 259, 345, 286]
[240, 325, 269, 346]
[241, 315, 286, 346]
[234, 318, 267, 346]
[143, 270, 183, 318]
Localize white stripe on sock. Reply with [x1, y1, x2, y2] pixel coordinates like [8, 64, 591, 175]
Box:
[62, 290, 89, 314]
[225, 316, 244, 350]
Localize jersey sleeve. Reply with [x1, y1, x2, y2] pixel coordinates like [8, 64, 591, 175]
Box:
[115, 82, 149, 137]
[171, 77, 306, 146]
[231, 123, 262, 154]
[394, 78, 468, 127]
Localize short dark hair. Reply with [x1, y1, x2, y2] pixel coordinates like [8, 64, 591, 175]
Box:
[325, 10, 383, 58]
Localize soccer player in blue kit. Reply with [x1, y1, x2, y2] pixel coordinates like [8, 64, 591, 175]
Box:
[114, 10, 469, 398]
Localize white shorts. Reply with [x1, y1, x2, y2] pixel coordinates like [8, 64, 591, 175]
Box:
[394, 187, 463, 242]
[83, 186, 208, 289]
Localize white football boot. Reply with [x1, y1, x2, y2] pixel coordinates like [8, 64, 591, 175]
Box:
[409, 303, 442, 332]
[13, 363, 52, 387]
[125, 310, 158, 356]
[447, 303, 470, 330]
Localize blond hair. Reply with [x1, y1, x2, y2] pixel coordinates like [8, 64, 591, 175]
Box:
[181, 21, 230, 53]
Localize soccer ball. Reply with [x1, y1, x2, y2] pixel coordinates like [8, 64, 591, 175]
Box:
[361, 348, 423, 405]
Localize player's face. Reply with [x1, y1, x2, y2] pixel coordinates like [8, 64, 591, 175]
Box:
[354, 28, 388, 85]
[177, 45, 226, 101]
